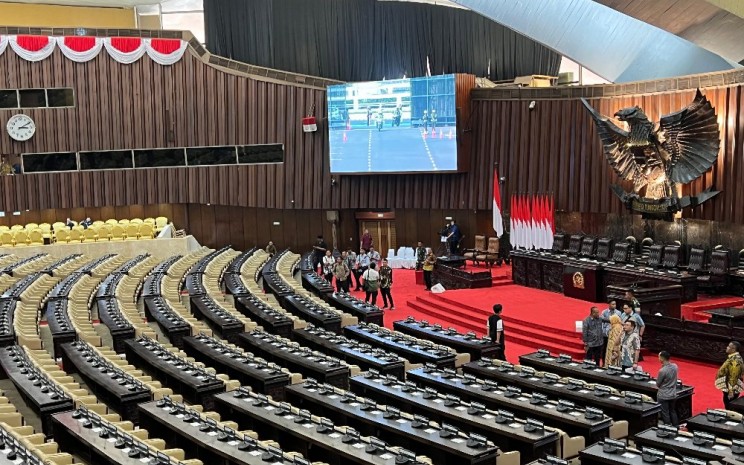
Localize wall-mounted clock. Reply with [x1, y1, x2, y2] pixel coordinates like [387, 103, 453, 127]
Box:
[6, 114, 36, 142]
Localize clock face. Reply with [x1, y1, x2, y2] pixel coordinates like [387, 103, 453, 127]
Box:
[6, 114, 36, 142]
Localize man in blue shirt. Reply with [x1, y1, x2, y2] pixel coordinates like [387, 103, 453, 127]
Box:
[446, 220, 462, 255]
[582, 306, 603, 364]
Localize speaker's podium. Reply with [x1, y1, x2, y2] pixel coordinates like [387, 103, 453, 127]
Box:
[415, 270, 424, 285]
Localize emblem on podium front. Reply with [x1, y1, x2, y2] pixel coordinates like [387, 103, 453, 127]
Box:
[572, 272, 585, 289]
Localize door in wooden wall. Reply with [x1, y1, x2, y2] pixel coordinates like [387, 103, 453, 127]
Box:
[359, 220, 397, 257]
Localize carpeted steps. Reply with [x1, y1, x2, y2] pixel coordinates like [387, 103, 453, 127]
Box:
[492, 275, 511, 287]
[407, 293, 586, 358]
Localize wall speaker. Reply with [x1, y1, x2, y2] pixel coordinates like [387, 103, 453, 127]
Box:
[326, 211, 339, 223]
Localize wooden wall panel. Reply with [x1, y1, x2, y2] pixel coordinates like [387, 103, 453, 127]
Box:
[0, 46, 742, 225]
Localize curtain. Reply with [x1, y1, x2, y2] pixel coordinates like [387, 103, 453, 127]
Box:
[204, 0, 561, 81]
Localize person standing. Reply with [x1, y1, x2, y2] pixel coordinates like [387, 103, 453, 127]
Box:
[361, 229, 373, 252]
[415, 241, 426, 270]
[600, 300, 622, 366]
[312, 235, 328, 273]
[322, 250, 335, 282]
[487, 304, 506, 361]
[368, 247, 381, 268]
[582, 307, 603, 364]
[657, 351, 679, 426]
[605, 315, 623, 367]
[625, 290, 641, 313]
[446, 220, 461, 255]
[354, 248, 370, 291]
[343, 249, 356, 291]
[716, 341, 744, 409]
[332, 256, 350, 293]
[423, 249, 436, 291]
[361, 262, 380, 305]
[379, 259, 394, 310]
[621, 303, 645, 339]
[620, 320, 640, 371]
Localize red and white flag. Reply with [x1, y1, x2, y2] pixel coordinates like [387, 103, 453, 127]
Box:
[509, 195, 516, 248]
[492, 167, 504, 238]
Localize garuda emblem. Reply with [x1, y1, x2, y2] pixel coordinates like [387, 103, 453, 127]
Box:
[581, 90, 720, 219]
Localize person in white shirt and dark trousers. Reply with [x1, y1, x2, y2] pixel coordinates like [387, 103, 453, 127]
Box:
[361, 263, 380, 305]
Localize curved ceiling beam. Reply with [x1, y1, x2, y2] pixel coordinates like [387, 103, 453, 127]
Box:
[451, 0, 740, 83]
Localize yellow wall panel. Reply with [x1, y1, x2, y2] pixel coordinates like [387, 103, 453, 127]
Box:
[0, 2, 135, 28]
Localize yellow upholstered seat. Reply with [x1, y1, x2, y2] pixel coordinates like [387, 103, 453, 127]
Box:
[155, 216, 168, 231]
[0, 226, 8, 232]
[118, 219, 130, 225]
[0, 231, 13, 247]
[39, 223, 51, 239]
[138, 223, 154, 239]
[82, 229, 97, 242]
[24, 222, 38, 231]
[110, 224, 125, 241]
[105, 219, 118, 225]
[69, 229, 83, 243]
[130, 218, 143, 224]
[52, 222, 66, 231]
[96, 224, 112, 240]
[124, 223, 139, 240]
[10, 225, 23, 231]
[28, 229, 43, 245]
[13, 230, 28, 246]
[144, 217, 155, 225]
[92, 220, 104, 228]
[54, 229, 70, 244]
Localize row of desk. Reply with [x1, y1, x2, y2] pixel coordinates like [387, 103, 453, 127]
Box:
[511, 251, 697, 315]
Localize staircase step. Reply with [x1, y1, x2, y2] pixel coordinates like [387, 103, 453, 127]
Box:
[504, 333, 585, 359]
[406, 300, 485, 335]
[409, 296, 583, 350]
[416, 294, 580, 339]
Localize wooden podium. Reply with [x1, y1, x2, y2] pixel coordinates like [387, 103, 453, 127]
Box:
[605, 281, 683, 318]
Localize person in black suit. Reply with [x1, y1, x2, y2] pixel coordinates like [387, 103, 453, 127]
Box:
[312, 235, 328, 273]
[65, 218, 74, 229]
[80, 217, 93, 229]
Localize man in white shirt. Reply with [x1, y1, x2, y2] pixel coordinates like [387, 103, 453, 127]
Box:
[368, 247, 381, 267]
[361, 262, 381, 305]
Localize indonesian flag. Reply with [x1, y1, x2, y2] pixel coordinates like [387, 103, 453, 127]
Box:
[515, 195, 523, 249]
[509, 195, 515, 248]
[492, 167, 504, 238]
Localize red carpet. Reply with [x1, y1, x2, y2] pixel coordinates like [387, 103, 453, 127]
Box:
[346, 267, 725, 415]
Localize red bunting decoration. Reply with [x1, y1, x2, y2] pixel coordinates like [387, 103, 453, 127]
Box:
[0, 35, 187, 65]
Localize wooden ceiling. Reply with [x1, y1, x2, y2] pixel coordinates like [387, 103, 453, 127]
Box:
[595, 0, 744, 62]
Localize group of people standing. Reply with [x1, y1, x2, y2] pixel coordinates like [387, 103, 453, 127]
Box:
[313, 232, 395, 309]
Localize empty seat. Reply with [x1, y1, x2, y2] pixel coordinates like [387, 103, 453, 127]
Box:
[38, 223, 52, 240]
[568, 235, 584, 255]
[647, 244, 664, 267]
[475, 237, 500, 268]
[0, 231, 13, 247]
[580, 237, 597, 257]
[138, 223, 154, 239]
[125, 223, 140, 240]
[69, 229, 83, 243]
[82, 229, 98, 242]
[110, 224, 126, 241]
[13, 230, 29, 246]
[27, 229, 43, 246]
[640, 237, 654, 260]
[10, 225, 23, 231]
[155, 216, 168, 231]
[24, 222, 38, 230]
[130, 218, 143, 224]
[612, 242, 631, 263]
[662, 245, 682, 268]
[54, 229, 70, 243]
[699, 249, 730, 292]
[551, 233, 569, 253]
[464, 235, 486, 264]
[595, 238, 614, 261]
[688, 248, 706, 273]
[105, 219, 118, 225]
